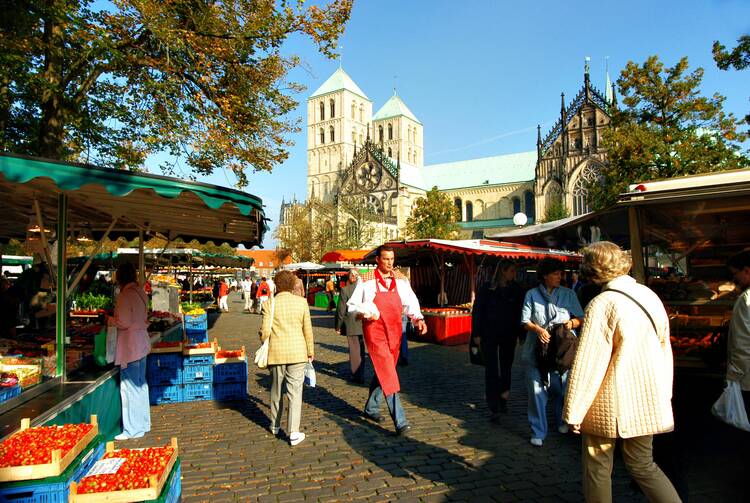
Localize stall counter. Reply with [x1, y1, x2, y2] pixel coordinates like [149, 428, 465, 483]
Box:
[420, 308, 472, 346]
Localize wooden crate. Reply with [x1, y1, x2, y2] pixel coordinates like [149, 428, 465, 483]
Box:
[214, 345, 246, 364]
[182, 339, 217, 356]
[69, 438, 179, 503]
[0, 415, 99, 482]
[150, 341, 183, 354]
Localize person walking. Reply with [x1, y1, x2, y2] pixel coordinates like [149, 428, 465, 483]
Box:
[109, 263, 151, 440]
[261, 270, 315, 446]
[564, 241, 680, 502]
[347, 245, 428, 435]
[336, 269, 366, 384]
[472, 260, 525, 421]
[218, 278, 230, 312]
[242, 276, 254, 312]
[521, 257, 584, 447]
[256, 277, 271, 314]
[325, 275, 337, 312]
[727, 250, 750, 416]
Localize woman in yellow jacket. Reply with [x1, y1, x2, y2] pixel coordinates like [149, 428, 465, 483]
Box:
[260, 270, 314, 446]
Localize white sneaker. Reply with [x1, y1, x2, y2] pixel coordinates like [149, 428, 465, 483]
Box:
[114, 433, 130, 441]
[289, 432, 306, 446]
[530, 438, 543, 447]
[558, 425, 569, 434]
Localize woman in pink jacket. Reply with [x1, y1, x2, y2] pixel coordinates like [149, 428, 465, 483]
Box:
[110, 263, 152, 440]
[563, 242, 680, 503]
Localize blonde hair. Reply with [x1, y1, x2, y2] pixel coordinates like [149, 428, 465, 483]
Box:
[580, 241, 632, 285]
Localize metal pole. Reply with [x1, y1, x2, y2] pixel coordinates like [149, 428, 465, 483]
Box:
[628, 206, 646, 284]
[55, 194, 68, 378]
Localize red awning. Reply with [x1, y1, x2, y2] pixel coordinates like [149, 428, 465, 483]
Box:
[321, 249, 371, 263]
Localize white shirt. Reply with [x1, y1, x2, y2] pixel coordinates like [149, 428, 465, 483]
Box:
[347, 273, 424, 322]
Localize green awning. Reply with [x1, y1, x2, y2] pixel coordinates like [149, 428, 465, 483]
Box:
[0, 154, 267, 247]
[0, 255, 33, 266]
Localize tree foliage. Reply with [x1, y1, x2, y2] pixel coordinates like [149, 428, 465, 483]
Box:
[590, 56, 749, 210]
[713, 34, 750, 126]
[337, 195, 379, 249]
[404, 187, 459, 239]
[541, 200, 569, 223]
[0, 0, 352, 186]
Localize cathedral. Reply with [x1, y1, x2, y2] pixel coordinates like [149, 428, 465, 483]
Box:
[280, 62, 615, 247]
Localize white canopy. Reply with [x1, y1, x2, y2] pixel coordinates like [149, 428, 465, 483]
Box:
[283, 262, 325, 271]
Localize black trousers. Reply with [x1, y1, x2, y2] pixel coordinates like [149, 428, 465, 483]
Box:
[481, 336, 516, 413]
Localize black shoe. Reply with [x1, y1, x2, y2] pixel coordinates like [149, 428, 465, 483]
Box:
[396, 424, 412, 436]
[362, 412, 384, 424]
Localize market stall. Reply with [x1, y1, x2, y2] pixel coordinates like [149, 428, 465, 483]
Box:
[0, 153, 266, 440]
[360, 240, 580, 345]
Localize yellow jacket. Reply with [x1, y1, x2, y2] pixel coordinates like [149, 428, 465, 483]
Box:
[260, 292, 314, 365]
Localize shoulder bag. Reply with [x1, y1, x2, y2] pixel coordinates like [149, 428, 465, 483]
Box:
[254, 297, 275, 369]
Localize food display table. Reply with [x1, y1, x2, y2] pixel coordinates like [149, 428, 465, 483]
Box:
[421, 308, 472, 346]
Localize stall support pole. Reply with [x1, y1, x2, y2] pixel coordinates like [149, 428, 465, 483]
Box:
[67, 217, 118, 298]
[628, 206, 646, 284]
[138, 230, 145, 286]
[55, 194, 68, 378]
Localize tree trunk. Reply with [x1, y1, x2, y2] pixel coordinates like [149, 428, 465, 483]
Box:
[38, 1, 65, 159]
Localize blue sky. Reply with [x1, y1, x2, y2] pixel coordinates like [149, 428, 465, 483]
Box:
[180, 0, 750, 248]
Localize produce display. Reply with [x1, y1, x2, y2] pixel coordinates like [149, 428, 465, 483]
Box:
[72, 292, 113, 313]
[148, 311, 181, 332]
[75, 445, 175, 493]
[0, 373, 19, 388]
[0, 357, 42, 388]
[216, 349, 243, 359]
[181, 302, 205, 315]
[150, 274, 179, 286]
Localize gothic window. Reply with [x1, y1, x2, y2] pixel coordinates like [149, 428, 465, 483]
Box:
[512, 197, 521, 214]
[378, 125, 383, 143]
[329, 98, 335, 118]
[352, 131, 356, 145]
[524, 190, 535, 220]
[329, 126, 335, 143]
[359, 132, 363, 145]
[466, 201, 473, 222]
[475, 200, 484, 218]
[408, 148, 412, 163]
[545, 183, 563, 210]
[388, 123, 393, 140]
[586, 116, 594, 126]
[351, 101, 356, 119]
[454, 198, 463, 221]
[407, 126, 411, 142]
[388, 147, 392, 157]
[319, 128, 325, 144]
[574, 136, 582, 149]
[359, 105, 364, 122]
[413, 127, 417, 143]
[346, 219, 357, 241]
[572, 164, 600, 216]
[319, 102, 325, 121]
[323, 221, 333, 240]
[389, 194, 398, 217]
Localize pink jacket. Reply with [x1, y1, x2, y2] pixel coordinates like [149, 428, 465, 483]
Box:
[113, 283, 151, 368]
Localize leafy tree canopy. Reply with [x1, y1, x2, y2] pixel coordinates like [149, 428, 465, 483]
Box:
[0, 0, 352, 187]
[405, 186, 459, 239]
[713, 34, 750, 126]
[590, 55, 749, 210]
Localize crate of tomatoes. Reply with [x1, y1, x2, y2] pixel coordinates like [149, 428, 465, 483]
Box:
[70, 438, 179, 502]
[0, 415, 99, 482]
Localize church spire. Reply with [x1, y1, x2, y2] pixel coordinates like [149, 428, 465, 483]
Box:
[605, 56, 613, 104]
[584, 56, 591, 99]
[536, 124, 542, 159]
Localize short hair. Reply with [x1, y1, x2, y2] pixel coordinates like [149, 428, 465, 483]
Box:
[274, 270, 297, 293]
[261, 276, 267, 281]
[580, 241, 632, 285]
[375, 244, 395, 257]
[116, 262, 137, 287]
[728, 250, 750, 270]
[537, 257, 564, 278]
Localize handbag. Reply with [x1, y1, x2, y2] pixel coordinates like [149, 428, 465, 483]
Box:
[254, 297, 275, 369]
[712, 380, 750, 432]
[304, 361, 316, 387]
[106, 325, 118, 364]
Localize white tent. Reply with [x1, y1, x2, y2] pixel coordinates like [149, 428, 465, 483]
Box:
[283, 262, 325, 271]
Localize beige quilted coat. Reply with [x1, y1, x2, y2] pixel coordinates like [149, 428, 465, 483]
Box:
[563, 275, 675, 438]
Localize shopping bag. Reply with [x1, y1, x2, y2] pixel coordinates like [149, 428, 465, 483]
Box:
[106, 325, 118, 364]
[468, 335, 484, 366]
[254, 339, 269, 369]
[304, 362, 316, 388]
[711, 380, 750, 432]
[93, 328, 107, 366]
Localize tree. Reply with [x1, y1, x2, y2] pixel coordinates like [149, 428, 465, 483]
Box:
[404, 186, 459, 239]
[713, 34, 750, 126]
[337, 195, 379, 249]
[274, 202, 315, 262]
[590, 56, 749, 210]
[541, 200, 570, 223]
[0, 0, 352, 186]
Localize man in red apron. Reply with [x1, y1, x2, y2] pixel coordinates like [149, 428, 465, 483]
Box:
[347, 245, 427, 435]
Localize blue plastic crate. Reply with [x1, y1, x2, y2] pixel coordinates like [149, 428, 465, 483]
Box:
[183, 382, 213, 401]
[0, 384, 21, 403]
[185, 329, 208, 344]
[147, 365, 183, 386]
[148, 352, 183, 371]
[149, 384, 183, 405]
[0, 436, 104, 503]
[184, 313, 208, 331]
[182, 364, 213, 383]
[183, 353, 214, 365]
[214, 382, 246, 401]
[213, 361, 247, 383]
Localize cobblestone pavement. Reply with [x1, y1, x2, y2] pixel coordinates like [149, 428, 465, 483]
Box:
[129, 293, 748, 502]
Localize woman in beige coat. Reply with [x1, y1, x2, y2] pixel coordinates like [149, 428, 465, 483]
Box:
[260, 270, 315, 446]
[563, 242, 680, 503]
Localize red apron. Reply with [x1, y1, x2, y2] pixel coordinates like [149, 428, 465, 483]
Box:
[362, 272, 403, 396]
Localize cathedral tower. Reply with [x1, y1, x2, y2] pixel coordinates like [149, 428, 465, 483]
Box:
[372, 93, 423, 167]
[307, 68, 372, 202]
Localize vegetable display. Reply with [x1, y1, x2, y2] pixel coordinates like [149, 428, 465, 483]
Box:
[75, 445, 175, 494]
[0, 423, 95, 467]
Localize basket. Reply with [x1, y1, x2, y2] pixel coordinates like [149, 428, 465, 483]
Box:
[213, 382, 246, 401]
[182, 353, 214, 365]
[183, 382, 213, 401]
[147, 353, 182, 371]
[149, 384, 183, 405]
[182, 364, 213, 383]
[0, 384, 21, 403]
[213, 361, 247, 384]
[184, 314, 208, 331]
[147, 365, 183, 386]
[185, 330, 208, 344]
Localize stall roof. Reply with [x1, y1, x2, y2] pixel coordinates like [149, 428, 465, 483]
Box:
[320, 249, 370, 263]
[0, 154, 266, 246]
[0, 255, 33, 266]
[67, 248, 253, 269]
[619, 168, 750, 205]
[283, 262, 326, 271]
[361, 239, 580, 263]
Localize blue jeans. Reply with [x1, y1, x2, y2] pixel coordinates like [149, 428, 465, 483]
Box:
[365, 375, 408, 429]
[527, 366, 567, 440]
[120, 356, 151, 438]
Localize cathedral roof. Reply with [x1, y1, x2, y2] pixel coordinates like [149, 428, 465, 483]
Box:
[400, 151, 537, 190]
[372, 94, 421, 124]
[310, 68, 369, 100]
